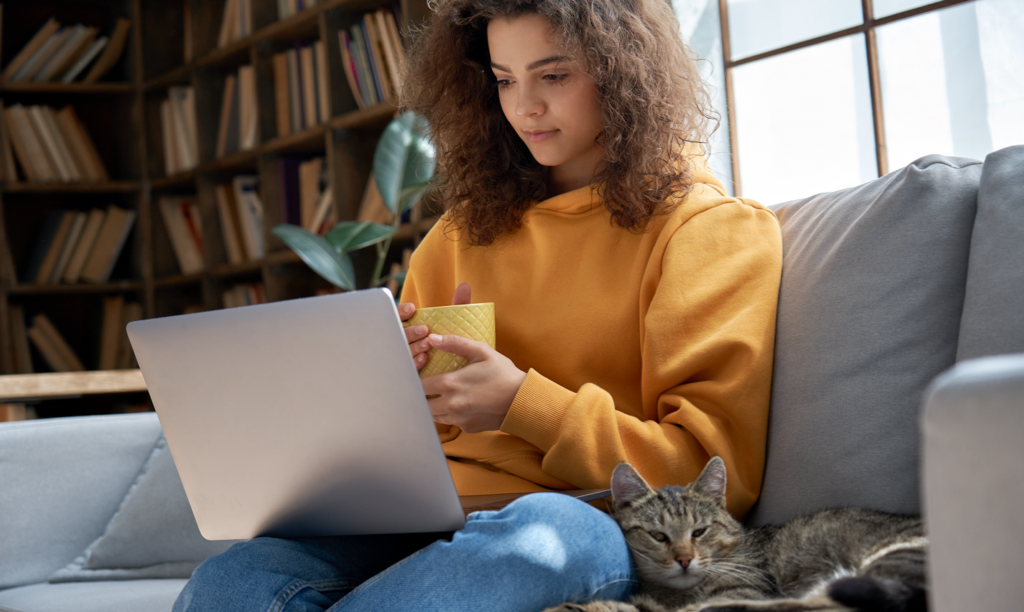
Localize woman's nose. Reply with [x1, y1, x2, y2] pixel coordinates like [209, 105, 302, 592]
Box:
[515, 84, 544, 117]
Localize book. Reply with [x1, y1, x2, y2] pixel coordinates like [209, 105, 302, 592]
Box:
[80, 205, 136, 284]
[29, 313, 85, 372]
[299, 157, 323, 230]
[98, 295, 125, 370]
[51, 211, 89, 283]
[288, 48, 303, 130]
[300, 45, 317, 126]
[350, 25, 377, 106]
[272, 52, 290, 137]
[218, 0, 239, 47]
[163, 86, 198, 171]
[12, 26, 70, 83]
[215, 74, 238, 158]
[363, 14, 391, 102]
[23, 210, 67, 283]
[159, 197, 204, 274]
[82, 18, 130, 83]
[356, 174, 392, 225]
[41, 106, 84, 181]
[278, 157, 302, 226]
[2, 18, 60, 81]
[60, 36, 108, 83]
[117, 301, 144, 369]
[57, 105, 108, 181]
[27, 105, 74, 181]
[34, 25, 96, 82]
[374, 11, 402, 100]
[309, 185, 334, 236]
[35, 211, 78, 284]
[232, 176, 264, 260]
[63, 208, 106, 283]
[338, 32, 364, 110]
[1, 103, 17, 184]
[160, 99, 178, 175]
[238, 65, 257, 150]
[9, 305, 33, 374]
[215, 184, 247, 263]
[314, 40, 330, 123]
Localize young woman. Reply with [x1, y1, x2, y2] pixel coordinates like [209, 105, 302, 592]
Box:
[175, 0, 782, 610]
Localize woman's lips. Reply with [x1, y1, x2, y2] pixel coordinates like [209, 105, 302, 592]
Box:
[525, 130, 557, 143]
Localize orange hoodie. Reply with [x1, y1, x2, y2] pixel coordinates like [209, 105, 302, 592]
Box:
[399, 159, 782, 519]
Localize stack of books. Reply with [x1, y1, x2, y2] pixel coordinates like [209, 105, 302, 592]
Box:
[3, 104, 109, 183]
[277, 157, 334, 235]
[272, 41, 330, 136]
[222, 282, 266, 308]
[338, 8, 406, 108]
[159, 197, 204, 275]
[160, 86, 199, 174]
[218, 0, 254, 47]
[214, 176, 265, 264]
[23, 206, 136, 285]
[216, 66, 258, 157]
[1, 17, 130, 84]
[25, 312, 84, 372]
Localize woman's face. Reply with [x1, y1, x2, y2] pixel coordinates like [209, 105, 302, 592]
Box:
[487, 13, 605, 193]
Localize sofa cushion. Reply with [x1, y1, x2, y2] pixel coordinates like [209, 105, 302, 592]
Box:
[0, 579, 187, 612]
[49, 436, 238, 583]
[955, 145, 1024, 361]
[0, 414, 162, 590]
[747, 154, 982, 527]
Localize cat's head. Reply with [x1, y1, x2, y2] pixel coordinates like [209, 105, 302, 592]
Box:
[610, 457, 743, 591]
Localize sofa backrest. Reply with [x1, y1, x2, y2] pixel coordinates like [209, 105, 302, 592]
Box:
[747, 154, 983, 527]
[955, 145, 1024, 361]
[0, 413, 162, 590]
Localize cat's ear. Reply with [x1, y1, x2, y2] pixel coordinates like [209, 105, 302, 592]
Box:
[611, 462, 653, 512]
[690, 457, 727, 506]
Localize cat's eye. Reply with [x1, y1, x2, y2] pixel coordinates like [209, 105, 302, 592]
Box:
[650, 532, 669, 543]
[691, 527, 707, 539]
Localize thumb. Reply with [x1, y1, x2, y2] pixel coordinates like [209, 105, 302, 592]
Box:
[428, 334, 485, 359]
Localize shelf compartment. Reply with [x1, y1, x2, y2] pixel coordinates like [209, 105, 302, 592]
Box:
[3, 181, 141, 194]
[7, 280, 145, 295]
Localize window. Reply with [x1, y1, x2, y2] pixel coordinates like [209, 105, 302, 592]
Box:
[674, 0, 1024, 204]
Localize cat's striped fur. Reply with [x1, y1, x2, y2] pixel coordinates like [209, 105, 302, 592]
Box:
[545, 458, 928, 612]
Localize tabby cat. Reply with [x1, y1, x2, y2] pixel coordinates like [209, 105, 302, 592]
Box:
[546, 457, 928, 612]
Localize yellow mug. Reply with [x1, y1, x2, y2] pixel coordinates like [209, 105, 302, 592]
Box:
[402, 303, 495, 377]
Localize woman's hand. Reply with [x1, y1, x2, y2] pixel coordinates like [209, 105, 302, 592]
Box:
[399, 302, 431, 372]
[422, 283, 527, 433]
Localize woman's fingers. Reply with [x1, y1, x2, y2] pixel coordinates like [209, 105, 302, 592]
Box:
[398, 302, 416, 321]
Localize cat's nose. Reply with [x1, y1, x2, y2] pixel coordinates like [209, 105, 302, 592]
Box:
[676, 554, 693, 569]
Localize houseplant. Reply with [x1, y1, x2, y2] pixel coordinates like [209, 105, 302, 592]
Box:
[272, 111, 435, 294]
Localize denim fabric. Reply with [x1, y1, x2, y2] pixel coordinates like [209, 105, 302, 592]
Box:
[175, 493, 635, 612]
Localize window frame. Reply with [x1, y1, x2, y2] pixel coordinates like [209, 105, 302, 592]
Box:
[717, 0, 976, 196]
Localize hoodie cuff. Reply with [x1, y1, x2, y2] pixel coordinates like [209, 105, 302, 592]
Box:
[500, 368, 576, 452]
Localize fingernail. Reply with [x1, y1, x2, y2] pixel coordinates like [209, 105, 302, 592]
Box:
[417, 325, 428, 336]
[402, 304, 412, 314]
[429, 334, 442, 344]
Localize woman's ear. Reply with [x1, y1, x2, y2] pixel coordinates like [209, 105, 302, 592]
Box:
[611, 462, 653, 512]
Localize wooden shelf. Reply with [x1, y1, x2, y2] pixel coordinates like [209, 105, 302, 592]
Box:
[7, 281, 145, 295]
[0, 82, 134, 94]
[154, 272, 203, 287]
[0, 370, 146, 402]
[3, 181, 141, 193]
[144, 66, 192, 91]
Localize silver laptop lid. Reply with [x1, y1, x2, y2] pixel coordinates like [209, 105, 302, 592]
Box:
[127, 288, 466, 540]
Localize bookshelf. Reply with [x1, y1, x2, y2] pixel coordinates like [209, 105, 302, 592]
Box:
[0, 0, 439, 419]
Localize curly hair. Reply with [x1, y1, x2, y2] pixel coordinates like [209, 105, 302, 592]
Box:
[401, 0, 717, 247]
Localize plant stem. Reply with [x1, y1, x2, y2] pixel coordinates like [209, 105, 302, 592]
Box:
[369, 211, 403, 287]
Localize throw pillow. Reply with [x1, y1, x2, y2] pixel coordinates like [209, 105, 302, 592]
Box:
[49, 435, 240, 582]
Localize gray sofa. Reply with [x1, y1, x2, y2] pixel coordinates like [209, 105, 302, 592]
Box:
[1, 146, 1022, 612]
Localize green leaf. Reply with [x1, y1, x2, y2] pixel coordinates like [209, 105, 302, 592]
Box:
[272, 224, 355, 290]
[374, 111, 436, 214]
[325, 221, 397, 254]
[397, 182, 432, 216]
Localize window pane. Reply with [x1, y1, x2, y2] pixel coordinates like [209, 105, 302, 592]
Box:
[733, 35, 877, 205]
[877, 0, 1024, 170]
[673, 0, 734, 194]
[873, 0, 936, 20]
[727, 0, 863, 60]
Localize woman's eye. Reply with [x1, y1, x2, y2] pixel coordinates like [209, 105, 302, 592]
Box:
[496, 80, 511, 90]
[692, 527, 707, 539]
[543, 73, 567, 83]
[650, 532, 669, 543]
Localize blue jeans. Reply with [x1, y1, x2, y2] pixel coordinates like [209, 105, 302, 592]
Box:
[174, 493, 636, 612]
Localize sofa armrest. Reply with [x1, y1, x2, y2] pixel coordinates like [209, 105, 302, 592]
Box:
[921, 353, 1024, 612]
[0, 413, 163, 590]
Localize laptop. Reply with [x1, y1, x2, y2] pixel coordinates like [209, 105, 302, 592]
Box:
[127, 287, 609, 540]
